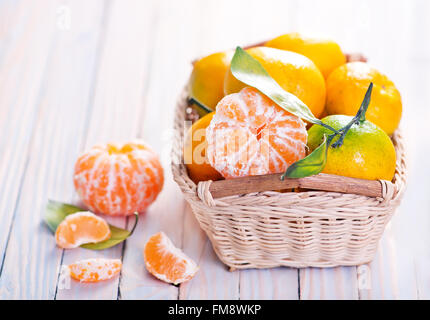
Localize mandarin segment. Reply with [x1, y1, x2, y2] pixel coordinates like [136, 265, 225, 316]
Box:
[74, 141, 164, 216]
[55, 211, 111, 249]
[206, 87, 307, 179]
[68, 258, 122, 283]
[144, 232, 198, 285]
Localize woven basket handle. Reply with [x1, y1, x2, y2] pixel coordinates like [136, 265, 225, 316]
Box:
[197, 173, 393, 201]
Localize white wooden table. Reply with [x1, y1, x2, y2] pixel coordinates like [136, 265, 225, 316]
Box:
[0, 0, 429, 300]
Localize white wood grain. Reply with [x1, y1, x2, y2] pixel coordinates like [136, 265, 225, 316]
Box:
[239, 268, 299, 300]
[120, 0, 200, 300]
[0, 0, 106, 299]
[55, 0, 160, 300]
[357, 222, 418, 299]
[0, 0, 54, 270]
[179, 204, 240, 300]
[300, 267, 359, 300]
[356, 0, 428, 299]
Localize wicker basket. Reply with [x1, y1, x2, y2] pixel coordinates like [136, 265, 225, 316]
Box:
[171, 88, 407, 269]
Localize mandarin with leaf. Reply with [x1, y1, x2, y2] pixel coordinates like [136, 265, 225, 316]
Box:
[224, 46, 326, 119]
[206, 87, 308, 179]
[307, 115, 396, 181]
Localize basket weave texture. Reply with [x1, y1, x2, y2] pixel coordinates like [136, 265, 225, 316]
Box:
[171, 89, 407, 269]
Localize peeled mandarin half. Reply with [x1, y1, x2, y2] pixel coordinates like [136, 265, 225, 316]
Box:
[55, 211, 111, 249]
[68, 258, 122, 283]
[206, 87, 308, 179]
[144, 232, 198, 285]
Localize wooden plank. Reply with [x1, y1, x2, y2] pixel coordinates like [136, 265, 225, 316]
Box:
[0, 0, 52, 266]
[0, 0, 59, 298]
[389, 0, 430, 300]
[179, 204, 240, 300]
[358, 223, 402, 299]
[0, 0, 106, 299]
[56, 0, 159, 300]
[358, 0, 429, 299]
[300, 267, 358, 300]
[239, 268, 299, 300]
[119, 0, 197, 300]
[415, 257, 430, 300]
[0, 0, 34, 61]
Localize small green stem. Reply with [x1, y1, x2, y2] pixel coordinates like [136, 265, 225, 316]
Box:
[318, 121, 339, 135]
[331, 120, 356, 148]
[329, 82, 373, 149]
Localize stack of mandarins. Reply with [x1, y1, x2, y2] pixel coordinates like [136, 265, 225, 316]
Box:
[186, 32, 401, 184]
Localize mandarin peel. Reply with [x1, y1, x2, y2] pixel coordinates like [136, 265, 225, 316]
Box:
[206, 87, 307, 179]
[55, 211, 111, 249]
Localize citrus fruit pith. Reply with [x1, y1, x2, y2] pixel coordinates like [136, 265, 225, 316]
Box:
[74, 141, 164, 216]
[68, 258, 122, 283]
[206, 87, 308, 179]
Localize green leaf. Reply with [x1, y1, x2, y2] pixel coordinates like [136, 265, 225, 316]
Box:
[81, 213, 138, 250]
[358, 82, 373, 122]
[331, 82, 373, 148]
[230, 47, 323, 125]
[45, 200, 83, 233]
[44, 200, 138, 250]
[188, 97, 213, 114]
[282, 135, 332, 179]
